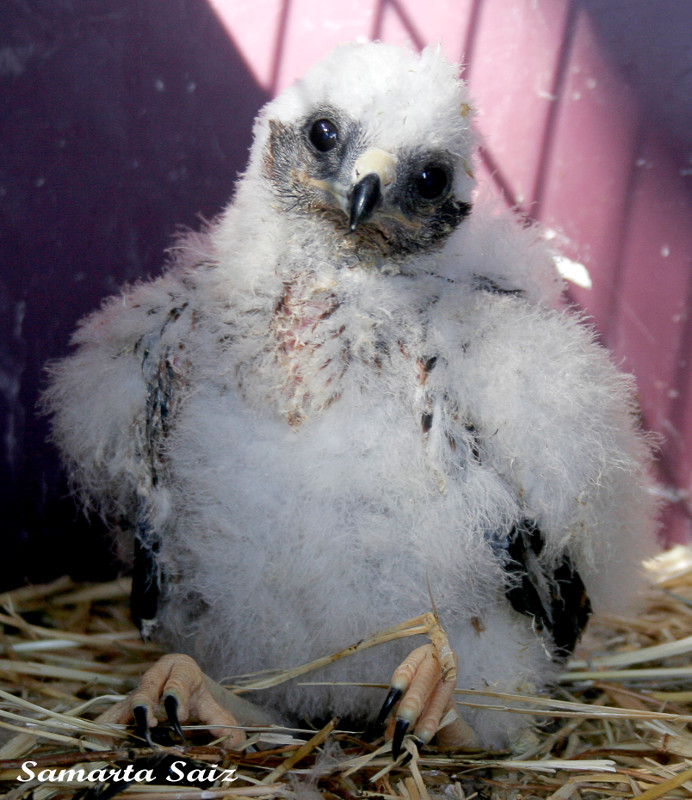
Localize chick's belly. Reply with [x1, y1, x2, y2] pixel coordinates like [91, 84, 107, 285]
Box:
[164, 389, 511, 684]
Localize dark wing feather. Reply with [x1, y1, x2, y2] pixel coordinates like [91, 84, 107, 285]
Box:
[131, 528, 164, 639]
[501, 521, 552, 631]
[129, 307, 188, 637]
[490, 519, 592, 660]
[548, 554, 592, 655]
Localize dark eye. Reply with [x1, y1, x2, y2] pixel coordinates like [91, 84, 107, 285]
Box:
[309, 119, 339, 152]
[416, 165, 449, 199]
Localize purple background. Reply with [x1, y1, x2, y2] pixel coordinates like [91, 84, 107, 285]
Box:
[2, 0, 691, 588]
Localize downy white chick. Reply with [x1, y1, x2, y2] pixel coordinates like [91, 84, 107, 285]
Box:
[43, 42, 658, 755]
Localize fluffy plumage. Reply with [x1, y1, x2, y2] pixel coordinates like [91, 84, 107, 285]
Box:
[43, 42, 658, 749]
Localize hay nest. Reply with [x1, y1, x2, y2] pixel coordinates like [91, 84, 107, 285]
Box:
[2, 548, 692, 799]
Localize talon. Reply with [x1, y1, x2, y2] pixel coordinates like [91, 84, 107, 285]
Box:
[399, 735, 424, 766]
[376, 686, 402, 727]
[133, 705, 153, 746]
[382, 644, 477, 756]
[164, 694, 186, 742]
[392, 717, 410, 760]
[96, 654, 251, 751]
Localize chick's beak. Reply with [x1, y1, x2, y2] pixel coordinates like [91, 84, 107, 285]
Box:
[349, 174, 381, 230]
[348, 148, 397, 231]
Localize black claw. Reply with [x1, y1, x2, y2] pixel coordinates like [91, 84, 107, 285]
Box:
[133, 705, 153, 746]
[376, 687, 402, 728]
[398, 736, 424, 766]
[164, 694, 186, 743]
[392, 717, 410, 760]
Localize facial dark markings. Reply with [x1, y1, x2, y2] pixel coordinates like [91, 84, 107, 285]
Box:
[301, 108, 353, 170]
[411, 197, 471, 253]
[399, 151, 454, 209]
[388, 150, 470, 255]
[264, 119, 303, 202]
[265, 115, 472, 258]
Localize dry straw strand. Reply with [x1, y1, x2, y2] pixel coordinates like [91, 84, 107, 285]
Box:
[3, 551, 692, 798]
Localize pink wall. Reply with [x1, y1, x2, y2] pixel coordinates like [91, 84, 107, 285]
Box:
[209, 0, 692, 543]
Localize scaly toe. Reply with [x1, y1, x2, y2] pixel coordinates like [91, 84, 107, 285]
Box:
[381, 644, 469, 758]
[96, 654, 246, 751]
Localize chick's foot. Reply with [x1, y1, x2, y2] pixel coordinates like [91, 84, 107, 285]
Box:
[97, 653, 248, 750]
[377, 644, 480, 758]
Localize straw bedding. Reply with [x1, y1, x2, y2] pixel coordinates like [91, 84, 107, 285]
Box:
[2, 547, 692, 799]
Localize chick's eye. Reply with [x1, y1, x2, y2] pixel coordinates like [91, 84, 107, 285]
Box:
[416, 166, 449, 199]
[309, 119, 339, 152]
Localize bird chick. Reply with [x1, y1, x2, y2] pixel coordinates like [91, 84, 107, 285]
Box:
[43, 42, 658, 755]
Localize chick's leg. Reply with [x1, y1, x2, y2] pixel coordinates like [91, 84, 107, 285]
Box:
[377, 645, 479, 758]
[97, 653, 274, 750]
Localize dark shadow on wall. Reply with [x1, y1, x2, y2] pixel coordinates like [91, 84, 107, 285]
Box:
[582, 0, 692, 541]
[581, 0, 692, 160]
[0, 0, 269, 590]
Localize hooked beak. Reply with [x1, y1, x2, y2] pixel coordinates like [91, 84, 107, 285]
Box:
[348, 148, 397, 230]
[349, 174, 381, 230]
